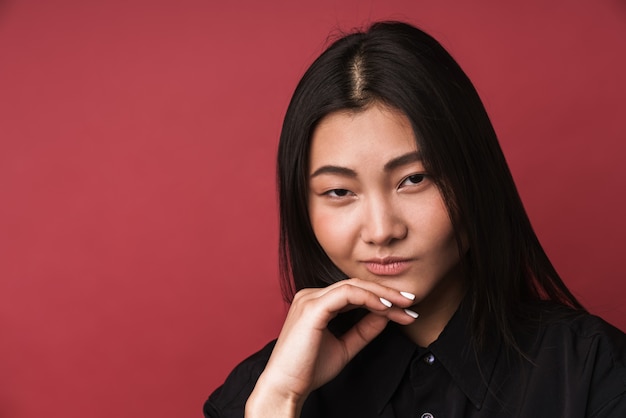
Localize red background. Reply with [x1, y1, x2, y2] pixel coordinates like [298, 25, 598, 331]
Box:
[0, 1, 624, 417]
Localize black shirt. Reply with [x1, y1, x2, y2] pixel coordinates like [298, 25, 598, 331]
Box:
[204, 303, 626, 417]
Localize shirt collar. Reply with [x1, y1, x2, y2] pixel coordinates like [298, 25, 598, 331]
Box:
[368, 297, 502, 412]
[365, 325, 418, 414]
[428, 299, 501, 409]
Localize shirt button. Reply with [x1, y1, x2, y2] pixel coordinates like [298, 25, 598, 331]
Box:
[421, 413, 434, 418]
[423, 353, 435, 365]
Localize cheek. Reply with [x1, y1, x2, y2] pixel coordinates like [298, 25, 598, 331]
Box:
[429, 193, 467, 255]
[310, 209, 357, 259]
[416, 196, 458, 256]
[431, 223, 461, 269]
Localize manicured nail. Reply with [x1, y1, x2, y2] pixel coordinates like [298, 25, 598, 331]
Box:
[379, 297, 392, 308]
[400, 291, 415, 300]
[404, 309, 419, 319]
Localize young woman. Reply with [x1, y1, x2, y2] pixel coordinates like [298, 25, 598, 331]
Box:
[204, 21, 626, 417]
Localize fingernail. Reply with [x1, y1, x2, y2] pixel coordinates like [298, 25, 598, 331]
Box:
[379, 297, 392, 308]
[400, 291, 415, 300]
[404, 309, 419, 319]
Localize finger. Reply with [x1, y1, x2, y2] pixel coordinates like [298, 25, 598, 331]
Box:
[319, 278, 417, 309]
[316, 284, 395, 318]
[338, 313, 389, 360]
[288, 281, 418, 336]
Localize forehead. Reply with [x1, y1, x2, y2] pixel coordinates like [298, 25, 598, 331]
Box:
[309, 104, 418, 170]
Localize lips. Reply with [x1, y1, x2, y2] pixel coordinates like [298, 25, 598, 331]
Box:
[362, 257, 413, 276]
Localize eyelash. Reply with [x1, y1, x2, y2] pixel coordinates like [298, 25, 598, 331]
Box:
[399, 173, 427, 188]
[323, 189, 353, 198]
[321, 173, 428, 199]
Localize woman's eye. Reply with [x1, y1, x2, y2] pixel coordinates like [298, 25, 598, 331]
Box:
[325, 189, 351, 198]
[401, 174, 426, 186]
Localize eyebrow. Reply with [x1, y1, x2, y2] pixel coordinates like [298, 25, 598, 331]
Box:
[309, 151, 422, 179]
[383, 151, 422, 172]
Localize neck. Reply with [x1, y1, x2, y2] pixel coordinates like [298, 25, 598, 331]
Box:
[402, 269, 467, 347]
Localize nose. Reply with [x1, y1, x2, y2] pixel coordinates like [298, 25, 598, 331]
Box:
[360, 195, 408, 246]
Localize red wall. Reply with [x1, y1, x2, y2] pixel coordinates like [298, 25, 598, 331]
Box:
[0, 1, 624, 417]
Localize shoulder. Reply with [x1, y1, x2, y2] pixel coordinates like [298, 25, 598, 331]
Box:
[526, 305, 626, 416]
[525, 304, 626, 364]
[203, 340, 276, 418]
[533, 305, 626, 355]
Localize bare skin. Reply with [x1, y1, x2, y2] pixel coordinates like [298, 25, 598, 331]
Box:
[246, 104, 466, 417]
[246, 280, 418, 416]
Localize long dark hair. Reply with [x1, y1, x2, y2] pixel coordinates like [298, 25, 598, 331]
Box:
[277, 21, 585, 350]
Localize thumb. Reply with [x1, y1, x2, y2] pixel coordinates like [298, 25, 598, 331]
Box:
[338, 313, 389, 361]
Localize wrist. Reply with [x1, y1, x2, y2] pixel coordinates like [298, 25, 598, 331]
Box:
[245, 374, 304, 418]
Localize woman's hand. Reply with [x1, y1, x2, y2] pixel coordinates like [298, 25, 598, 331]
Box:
[245, 278, 418, 417]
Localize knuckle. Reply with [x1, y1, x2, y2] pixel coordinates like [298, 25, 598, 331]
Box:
[294, 288, 315, 298]
[292, 289, 313, 305]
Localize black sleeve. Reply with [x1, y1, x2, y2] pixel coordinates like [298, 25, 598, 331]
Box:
[591, 393, 626, 418]
[203, 340, 276, 418]
[586, 320, 626, 417]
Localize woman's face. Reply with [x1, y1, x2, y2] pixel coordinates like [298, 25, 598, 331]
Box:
[307, 104, 466, 314]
